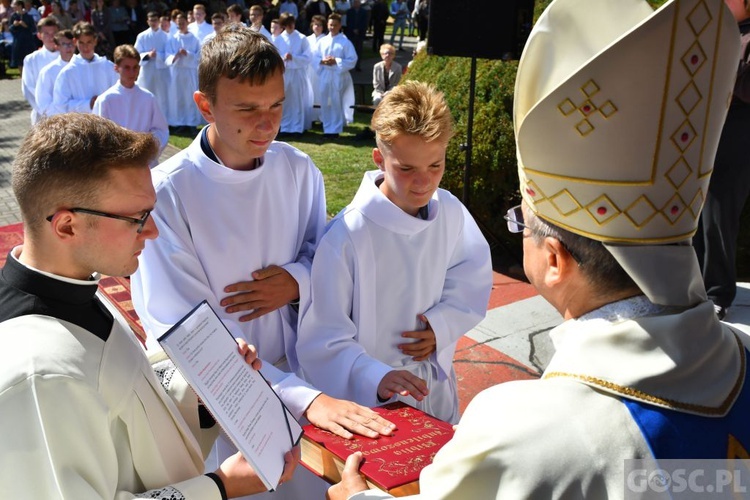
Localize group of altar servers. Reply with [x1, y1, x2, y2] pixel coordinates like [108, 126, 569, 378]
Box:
[22, 7, 358, 138]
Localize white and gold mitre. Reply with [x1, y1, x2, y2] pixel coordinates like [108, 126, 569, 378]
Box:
[514, 0, 740, 244]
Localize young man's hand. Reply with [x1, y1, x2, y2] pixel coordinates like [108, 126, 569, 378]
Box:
[216, 447, 299, 497]
[221, 265, 299, 322]
[326, 452, 369, 500]
[305, 394, 396, 439]
[398, 314, 436, 361]
[235, 338, 262, 370]
[377, 370, 429, 402]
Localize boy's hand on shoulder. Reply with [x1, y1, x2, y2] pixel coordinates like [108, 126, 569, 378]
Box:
[221, 265, 299, 322]
[398, 314, 436, 361]
[378, 370, 429, 402]
[305, 394, 396, 439]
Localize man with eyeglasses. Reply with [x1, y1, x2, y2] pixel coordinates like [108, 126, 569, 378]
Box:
[34, 28, 74, 119]
[0, 113, 297, 498]
[21, 15, 58, 124]
[328, 0, 750, 498]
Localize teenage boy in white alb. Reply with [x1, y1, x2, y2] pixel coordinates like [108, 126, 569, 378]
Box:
[130, 25, 396, 500]
[201, 12, 226, 46]
[22, 16, 59, 124]
[188, 3, 213, 43]
[315, 13, 356, 137]
[275, 13, 312, 134]
[93, 44, 169, 164]
[0, 112, 297, 499]
[51, 22, 116, 114]
[165, 12, 202, 129]
[248, 5, 271, 39]
[298, 82, 492, 424]
[134, 11, 170, 117]
[34, 28, 74, 119]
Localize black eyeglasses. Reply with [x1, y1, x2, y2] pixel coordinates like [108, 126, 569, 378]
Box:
[503, 204, 529, 233]
[46, 208, 152, 233]
[503, 204, 584, 265]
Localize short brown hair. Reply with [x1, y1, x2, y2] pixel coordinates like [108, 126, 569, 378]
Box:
[113, 44, 140, 64]
[37, 16, 60, 30]
[199, 24, 284, 102]
[371, 81, 454, 150]
[227, 4, 243, 16]
[72, 21, 96, 38]
[13, 114, 158, 236]
[279, 12, 295, 27]
[54, 28, 73, 44]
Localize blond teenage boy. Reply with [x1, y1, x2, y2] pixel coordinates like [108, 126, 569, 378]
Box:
[298, 81, 493, 424]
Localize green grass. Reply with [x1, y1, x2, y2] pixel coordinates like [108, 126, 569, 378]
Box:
[168, 111, 377, 217]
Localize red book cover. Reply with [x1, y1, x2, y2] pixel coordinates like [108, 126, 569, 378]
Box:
[301, 402, 454, 493]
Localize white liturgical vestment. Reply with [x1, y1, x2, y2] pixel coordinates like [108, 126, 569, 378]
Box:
[22, 46, 58, 124]
[93, 81, 169, 159]
[51, 53, 116, 114]
[274, 29, 314, 133]
[134, 26, 170, 116]
[314, 32, 356, 133]
[298, 171, 492, 423]
[34, 55, 68, 118]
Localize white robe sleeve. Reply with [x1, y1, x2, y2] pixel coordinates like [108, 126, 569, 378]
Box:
[0, 362, 221, 499]
[35, 62, 58, 117]
[298, 224, 394, 408]
[147, 96, 170, 152]
[132, 180, 321, 420]
[335, 36, 358, 72]
[53, 66, 93, 113]
[422, 203, 492, 379]
[279, 155, 327, 318]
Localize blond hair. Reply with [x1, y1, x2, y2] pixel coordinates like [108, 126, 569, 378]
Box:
[371, 81, 454, 149]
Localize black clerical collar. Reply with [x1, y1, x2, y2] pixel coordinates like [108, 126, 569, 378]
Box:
[200, 125, 264, 170]
[3, 250, 100, 306]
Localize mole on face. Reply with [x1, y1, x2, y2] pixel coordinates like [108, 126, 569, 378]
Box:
[237, 129, 241, 133]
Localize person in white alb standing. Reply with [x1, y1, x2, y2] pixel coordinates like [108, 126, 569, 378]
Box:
[315, 13, 356, 137]
[93, 44, 169, 165]
[21, 16, 59, 124]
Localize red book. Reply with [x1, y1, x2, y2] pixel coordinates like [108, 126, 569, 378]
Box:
[300, 402, 454, 496]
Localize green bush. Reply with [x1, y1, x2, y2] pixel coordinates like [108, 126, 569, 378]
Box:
[403, 55, 523, 275]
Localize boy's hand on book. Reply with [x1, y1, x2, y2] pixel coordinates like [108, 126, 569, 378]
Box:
[378, 370, 429, 402]
[221, 265, 299, 322]
[399, 314, 436, 361]
[216, 446, 299, 497]
[236, 338, 262, 371]
[326, 452, 369, 500]
[305, 394, 397, 439]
